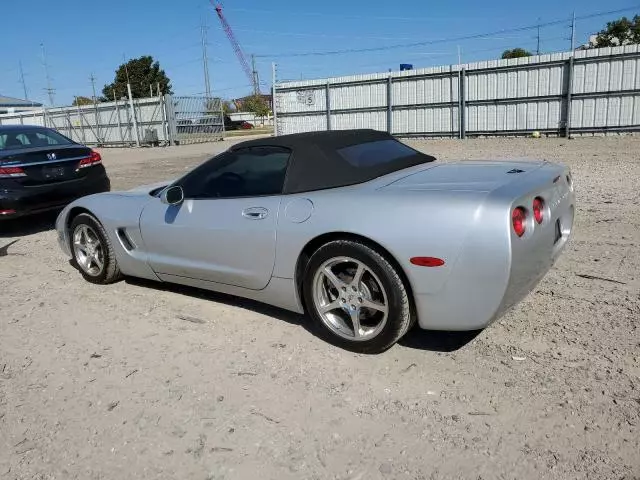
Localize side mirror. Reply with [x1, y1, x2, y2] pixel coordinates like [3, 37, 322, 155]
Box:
[160, 185, 184, 205]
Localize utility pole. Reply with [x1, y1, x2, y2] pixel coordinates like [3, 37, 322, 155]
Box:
[90, 73, 101, 143]
[40, 43, 55, 106]
[536, 19, 541, 55]
[123, 53, 140, 147]
[457, 46, 462, 65]
[201, 22, 212, 98]
[18, 61, 29, 103]
[252, 54, 259, 96]
[89, 73, 98, 102]
[570, 11, 576, 52]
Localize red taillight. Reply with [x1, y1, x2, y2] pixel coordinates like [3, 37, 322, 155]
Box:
[533, 197, 544, 224]
[0, 166, 26, 178]
[77, 150, 102, 169]
[512, 207, 527, 237]
[410, 257, 445, 267]
[0, 209, 17, 215]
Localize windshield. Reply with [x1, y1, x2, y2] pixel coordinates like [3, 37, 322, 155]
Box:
[0, 128, 73, 151]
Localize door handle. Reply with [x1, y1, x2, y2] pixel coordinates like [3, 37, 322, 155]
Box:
[242, 207, 269, 220]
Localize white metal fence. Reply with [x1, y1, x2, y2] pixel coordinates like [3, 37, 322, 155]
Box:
[274, 44, 640, 137]
[0, 95, 225, 146]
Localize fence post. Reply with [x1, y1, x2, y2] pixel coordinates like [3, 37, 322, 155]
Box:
[127, 83, 141, 147]
[458, 67, 466, 139]
[326, 80, 331, 131]
[387, 74, 393, 134]
[164, 94, 178, 145]
[76, 104, 87, 144]
[564, 56, 574, 138]
[160, 95, 172, 146]
[272, 62, 278, 137]
[113, 93, 125, 145]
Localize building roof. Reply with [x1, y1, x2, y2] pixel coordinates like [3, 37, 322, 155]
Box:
[230, 129, 436, 194]
[0, 95, 43, 108]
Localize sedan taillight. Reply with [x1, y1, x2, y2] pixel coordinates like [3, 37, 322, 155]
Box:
[0, 166, 26, 178]
[77, 151, 102, 169]
[512, 207, 527, 237]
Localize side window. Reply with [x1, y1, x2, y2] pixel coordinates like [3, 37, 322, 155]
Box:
[180, 146, 290, 199]
[15, 134, 30, 146]
[36, 132, 61, 145]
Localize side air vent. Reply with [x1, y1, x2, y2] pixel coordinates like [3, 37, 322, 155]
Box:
[116, 228, 136, 251]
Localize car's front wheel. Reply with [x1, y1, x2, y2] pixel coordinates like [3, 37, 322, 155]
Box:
[69, 213, 122, 284]
[303, 240, 413, 354]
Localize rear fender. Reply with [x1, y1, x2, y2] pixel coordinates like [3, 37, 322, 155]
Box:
[274, 189, 488, 296]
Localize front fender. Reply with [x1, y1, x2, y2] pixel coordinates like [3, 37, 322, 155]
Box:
[55, 192, 161, 281]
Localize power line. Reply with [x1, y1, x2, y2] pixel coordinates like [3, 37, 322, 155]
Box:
[255, 6, 640, 58]
[224, 6, 511, 22]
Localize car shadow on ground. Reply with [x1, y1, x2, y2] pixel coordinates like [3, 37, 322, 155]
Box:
[125, 277, 481, 353]
[399, 328, 482, 352]
[0, 211, 59, 238]
[125, 277, 307, 329]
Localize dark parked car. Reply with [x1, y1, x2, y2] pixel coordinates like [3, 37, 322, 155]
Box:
[224, 115, 253, 130]
[0, 125, 110, 220]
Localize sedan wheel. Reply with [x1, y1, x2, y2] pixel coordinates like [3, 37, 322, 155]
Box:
[304, 240, 413, 353]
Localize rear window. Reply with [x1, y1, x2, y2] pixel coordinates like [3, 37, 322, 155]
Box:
[0, 128, 72, 150]
[337, 139, 421, 168]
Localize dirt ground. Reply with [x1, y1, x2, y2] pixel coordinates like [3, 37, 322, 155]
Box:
[1, 135, 638, 480]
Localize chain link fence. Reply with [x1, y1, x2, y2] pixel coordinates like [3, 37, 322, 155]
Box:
[169, 96, 225, 145]
[0, 94, 225, 147]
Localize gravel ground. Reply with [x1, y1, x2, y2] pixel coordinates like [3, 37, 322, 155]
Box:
[1, 136, 638, 480]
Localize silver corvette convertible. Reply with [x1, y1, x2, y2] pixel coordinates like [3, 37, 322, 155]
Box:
[55, 129, 575, 353]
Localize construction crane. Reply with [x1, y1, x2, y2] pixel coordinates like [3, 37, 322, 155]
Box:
[211, 1, 260, 95]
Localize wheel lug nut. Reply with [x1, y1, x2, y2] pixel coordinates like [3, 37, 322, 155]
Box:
[341, 287, 347, 292]
[350, 304, 355, 310]
[341, 298, 345, 303]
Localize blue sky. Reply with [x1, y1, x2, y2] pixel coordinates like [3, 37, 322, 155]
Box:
[1, 0, 637, 106]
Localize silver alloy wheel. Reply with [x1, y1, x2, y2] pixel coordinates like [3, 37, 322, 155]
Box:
[72, 224, 105, 277]
[312, 256, 389, 341]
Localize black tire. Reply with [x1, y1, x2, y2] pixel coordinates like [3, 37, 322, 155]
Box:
[69, 213, 123, 284]
[302, 240, 413, 354]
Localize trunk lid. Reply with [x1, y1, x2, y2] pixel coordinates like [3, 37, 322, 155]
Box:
[382, 160, 547, 192]
[0, 145, 94, 186]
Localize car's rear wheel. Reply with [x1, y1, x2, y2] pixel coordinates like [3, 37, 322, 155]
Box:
[303, 240, 413, 354]
[70, 213, 122, 284]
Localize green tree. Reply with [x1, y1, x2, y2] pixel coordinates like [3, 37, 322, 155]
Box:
[501, 48, 533, 59]
[240, 94, 270, 118]
[72, 96, 93, 106]
[102, 55, 173, 100]
[593, 15, 640, 47]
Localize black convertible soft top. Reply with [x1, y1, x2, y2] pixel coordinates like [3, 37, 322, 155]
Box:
[229, 129, 436, 194]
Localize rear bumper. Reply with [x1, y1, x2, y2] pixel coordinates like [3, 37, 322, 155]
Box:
[0, 173, 110, 220]
[413, 165, 575, 331]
